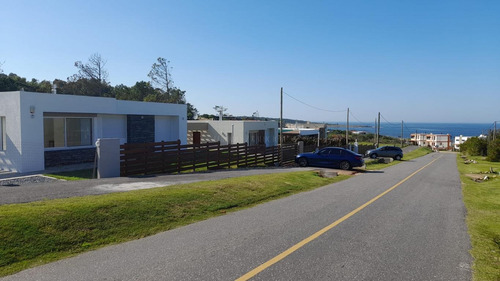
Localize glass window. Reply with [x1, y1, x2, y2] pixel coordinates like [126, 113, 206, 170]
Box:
[330, 149, 341, 155]
[44, 117, 93, 148]
[44, 118, 65, 148]
[318, 149, 329, 155]
[66, 118, 92, 147]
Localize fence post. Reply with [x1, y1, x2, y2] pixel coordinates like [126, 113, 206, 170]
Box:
[177, 140, 181, 174]
[236, 143, 240, 167]
[263, 145, 267, 165]
[228, 143, 232, 169]
[254, 145, 258, 165]
[245, 143, 249, 167]
[217, 141, 221, 169]
[161, 141, 166, 173]
[206, 143, 210, 170]
[192, 144, 196, 172]
[297, 141, 304, 154]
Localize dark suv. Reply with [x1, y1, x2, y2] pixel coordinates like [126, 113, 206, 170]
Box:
[365, 146, 403, 160]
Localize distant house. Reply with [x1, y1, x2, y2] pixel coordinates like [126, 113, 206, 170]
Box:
[454, 135, 471, 150]
[427, 133, 452, 150]
[187, 120, 278, 147]
[0, 91, 187, 173]
[410, 133, 451, 150]
[410, 133, 427, 146]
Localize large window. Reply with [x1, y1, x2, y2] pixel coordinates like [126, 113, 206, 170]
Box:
[0, 117, 5, 150]
[44, 117, 93, 148]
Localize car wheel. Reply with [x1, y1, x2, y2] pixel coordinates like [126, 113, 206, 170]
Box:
[298, 158, 308, 167]
[394, 155, 402, 161]
[340, 161, 351, 170]
[370, 153, 378, 159]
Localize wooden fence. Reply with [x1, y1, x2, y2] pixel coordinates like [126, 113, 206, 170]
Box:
[120, 140, 298, 176]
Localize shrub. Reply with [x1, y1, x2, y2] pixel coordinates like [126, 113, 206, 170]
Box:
[487, 139, 500, 162]
[461, 137, 487, 156]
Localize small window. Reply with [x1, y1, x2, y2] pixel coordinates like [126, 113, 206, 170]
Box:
[0, 117, 6, 150]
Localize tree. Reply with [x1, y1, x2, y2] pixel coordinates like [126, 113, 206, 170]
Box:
[0, 61, 4, 74]
[187, 103, 198, 120]
[70, 53, 110, 96]
[148, 57, 173, 95]
[74, 53, 108, 83]
[487, 139, 500, 162]
[460, 137, 488, 156]
[0, 73, 52, 93]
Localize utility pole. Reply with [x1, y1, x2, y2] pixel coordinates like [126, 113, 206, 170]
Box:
[346, 108, 349, 149]
[401, 120, 404, 147]
[494, 121, 497, 141]
[376, 112, 381, 147]
[374, 118, 377, 146]
[279, 87, 283, 165]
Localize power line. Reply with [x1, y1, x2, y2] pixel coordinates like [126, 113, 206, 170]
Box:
[379, 114, 399, 127]
[284, 92, 347, 113]
[349, 110, 373, 127]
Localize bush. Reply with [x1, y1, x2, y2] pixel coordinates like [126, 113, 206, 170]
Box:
[461, 137, 488, 156]
[487, 139, 500, 162]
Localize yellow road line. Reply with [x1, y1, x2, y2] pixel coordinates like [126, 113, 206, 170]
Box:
[236, 156, 442, 281]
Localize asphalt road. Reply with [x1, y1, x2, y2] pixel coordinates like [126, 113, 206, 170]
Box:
[1, 152, 471, 280]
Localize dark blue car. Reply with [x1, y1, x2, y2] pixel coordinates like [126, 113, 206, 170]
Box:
[295, 147, 364, 170]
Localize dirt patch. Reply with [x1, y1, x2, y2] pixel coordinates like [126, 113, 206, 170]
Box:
[465, 173, 497, 182]
[314, 168, 359, 177]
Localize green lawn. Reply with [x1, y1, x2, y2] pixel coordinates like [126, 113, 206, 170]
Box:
[365, 146, 433, 170]
[456, 155, 500, 281]
[0, 171, 348, 277]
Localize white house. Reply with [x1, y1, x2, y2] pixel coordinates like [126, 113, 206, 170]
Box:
[187, 120, 278, 147]
[410, 133, 451, 150]
[426, 133, 451, 150]
[0, 91, 187, 173]
[410, 133, 427, 146]
[454, 135, 471, 150]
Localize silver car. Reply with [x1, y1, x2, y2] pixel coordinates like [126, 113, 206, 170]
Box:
[365, 146, 403, 160]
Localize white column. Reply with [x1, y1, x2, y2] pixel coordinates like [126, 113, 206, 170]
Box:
[95, 138, 120, 178]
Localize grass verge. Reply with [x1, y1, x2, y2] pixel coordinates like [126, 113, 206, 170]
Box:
[365, 146, 433, 170]
[456, 155, 500, 281]
[0, 171, 348, 277]
[45, 169, 94, 181]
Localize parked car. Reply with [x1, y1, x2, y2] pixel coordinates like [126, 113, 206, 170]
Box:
[295, 147, 364, 170]
[365, 146, 403, 160]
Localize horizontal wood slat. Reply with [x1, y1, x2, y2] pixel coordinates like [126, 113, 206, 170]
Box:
[120, 140, 297, 176]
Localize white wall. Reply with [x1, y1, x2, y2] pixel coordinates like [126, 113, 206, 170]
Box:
[242, 121, 278, 146]
[0, 91, 187, 173]
[187, 120, 278, 146]
[155, 116, 180, 142]
[99, 115, 127, 144]
[0, 92, 22, 172]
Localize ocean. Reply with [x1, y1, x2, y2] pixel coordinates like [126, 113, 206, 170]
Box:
[327, 122, 495, 139]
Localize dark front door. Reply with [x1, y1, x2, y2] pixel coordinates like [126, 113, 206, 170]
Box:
[193, 132, 201, 145]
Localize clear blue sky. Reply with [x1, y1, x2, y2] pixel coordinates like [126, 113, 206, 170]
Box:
[1, 0, 499, 123]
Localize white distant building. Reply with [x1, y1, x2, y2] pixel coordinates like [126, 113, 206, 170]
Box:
[187, 120, 278, 147]
[454, 135, 471, 150]
[428, 133, 452, 150]
[410, 133, 427, 146]
[410, 133, 451, 150]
